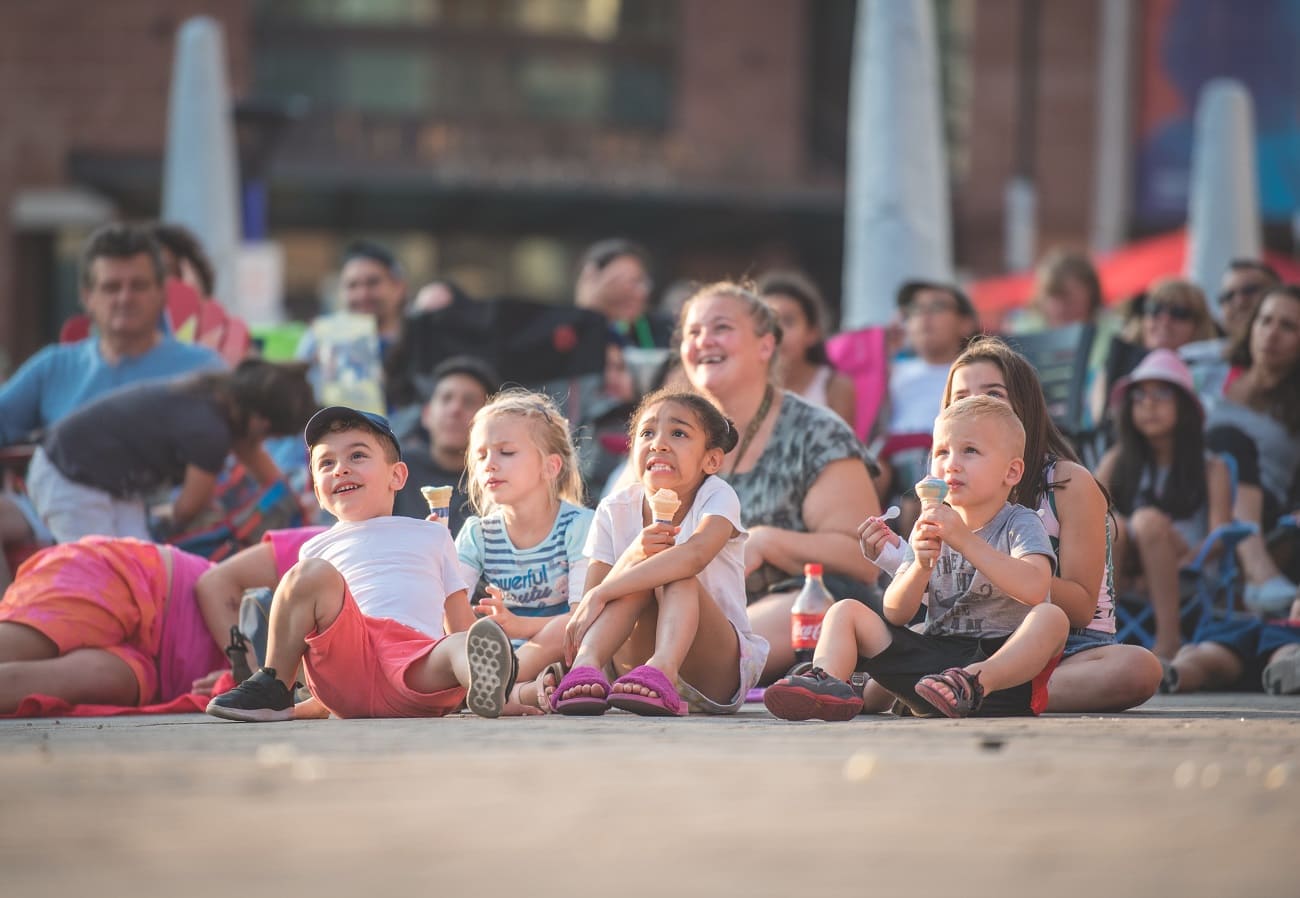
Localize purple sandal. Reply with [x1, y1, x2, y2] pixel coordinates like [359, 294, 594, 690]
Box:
[550, 665, 611, 715]
[914, 667, 985, 718]
[608, 665, 687, 717]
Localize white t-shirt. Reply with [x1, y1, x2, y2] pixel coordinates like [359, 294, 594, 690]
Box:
[887, 357, 952, 435]
[585, 478, 770, 686]
[300, 515, 468, 638]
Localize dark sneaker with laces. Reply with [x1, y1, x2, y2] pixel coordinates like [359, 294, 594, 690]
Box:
[206, 668, 295, 722]
[764, 667, 864, 721]
[465, 617, 517, 719]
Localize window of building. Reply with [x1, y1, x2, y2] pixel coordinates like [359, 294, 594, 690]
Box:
[252, 0, 676, 128]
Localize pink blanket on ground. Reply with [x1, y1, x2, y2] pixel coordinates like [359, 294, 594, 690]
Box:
[0, 672, 235, 718]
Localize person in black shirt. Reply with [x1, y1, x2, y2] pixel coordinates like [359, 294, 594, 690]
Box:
[393, 356, 499, 535]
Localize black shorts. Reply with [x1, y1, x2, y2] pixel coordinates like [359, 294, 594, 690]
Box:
[857, 623, 1059, 718]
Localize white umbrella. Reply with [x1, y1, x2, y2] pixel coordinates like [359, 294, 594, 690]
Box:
[841, 0, 954, 329]
[161, 16, 241, 309]
[1185, 78, 1262, 316]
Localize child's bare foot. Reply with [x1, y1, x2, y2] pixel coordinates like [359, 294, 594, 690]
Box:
[552, 665, 611, 714]
[608, 664, 686, 717]
[611, 681, 659, 700]
[559, 682, 606, 702]
[913, 667, 985, 718]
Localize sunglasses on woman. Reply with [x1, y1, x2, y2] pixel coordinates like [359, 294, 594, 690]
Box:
[1144, 302, 1194, 322]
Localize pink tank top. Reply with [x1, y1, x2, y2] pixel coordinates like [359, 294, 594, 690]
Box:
[1038, 460, 1116, 634]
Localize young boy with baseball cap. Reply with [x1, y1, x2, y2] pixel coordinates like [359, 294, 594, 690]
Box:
[207, 406, 524, 721]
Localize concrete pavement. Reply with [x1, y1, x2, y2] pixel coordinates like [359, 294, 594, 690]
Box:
[2, 694, 1298, 897]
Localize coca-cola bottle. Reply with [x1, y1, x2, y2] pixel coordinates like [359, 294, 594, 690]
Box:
[790, 563, 834, 664]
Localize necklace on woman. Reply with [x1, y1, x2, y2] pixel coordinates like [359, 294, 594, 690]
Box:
[729, 383, 775, 475]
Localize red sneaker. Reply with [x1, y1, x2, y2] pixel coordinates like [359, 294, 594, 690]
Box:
[763, 668, 864, 721]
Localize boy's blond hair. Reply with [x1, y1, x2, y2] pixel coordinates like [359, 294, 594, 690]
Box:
[936, 394, 1026, 458]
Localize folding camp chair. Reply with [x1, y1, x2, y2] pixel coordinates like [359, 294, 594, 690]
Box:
[1113, 455, 1269, 648]
[1002, 323, 1101, 466]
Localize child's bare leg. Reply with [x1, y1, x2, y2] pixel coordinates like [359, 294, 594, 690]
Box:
[860, 680, 896, 713]
[560, 591, 655, 703]
[1129, 508, 1188, 659]
[0, 621, 58, 663]
[1167, 642, 1243, 693]
[963, 603, 1069, 694]
[1233, 485, 1284, 584]
[515, 614, 568, 682]
[811, 600, 894, 681]
[405, 632, 470, 694]
[262, 559, 347, 691]
[0, 648, 139, 712]
[748, 590, 798, 682]
[613, 577, 741, 706]
[508, 615, 569, 710]
[405, 624, 540, 718]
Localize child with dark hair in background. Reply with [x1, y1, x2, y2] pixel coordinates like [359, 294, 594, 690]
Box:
[27, 360, 316, 543]
[392, 355, 500, 533]
[758, 270, 858, 428]
[554, 388, 769, 716]
[1097, 349, 1231, 660]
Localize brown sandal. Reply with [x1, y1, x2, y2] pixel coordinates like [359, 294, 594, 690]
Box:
[914, 667, 985, 718]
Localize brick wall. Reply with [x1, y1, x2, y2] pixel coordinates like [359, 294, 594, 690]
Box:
[956, 0, 1100, 276]
[674, 0, 806, 184]
[0, 0, 250, 365]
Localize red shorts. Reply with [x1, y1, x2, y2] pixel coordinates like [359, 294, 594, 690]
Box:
[303, 589, 465, 719]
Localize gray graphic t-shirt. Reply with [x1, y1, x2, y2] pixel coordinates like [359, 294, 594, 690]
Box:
[897, 503, 1055, 638]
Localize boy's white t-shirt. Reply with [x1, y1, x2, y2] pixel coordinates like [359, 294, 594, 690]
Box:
[300, 515, 468, 638]
[585, 478, 770, 677]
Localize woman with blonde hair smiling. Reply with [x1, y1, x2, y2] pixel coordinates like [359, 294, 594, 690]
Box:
[677, 281, 882, 682]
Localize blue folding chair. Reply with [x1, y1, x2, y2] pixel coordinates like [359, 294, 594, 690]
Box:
[1114, 454, 1256, 648]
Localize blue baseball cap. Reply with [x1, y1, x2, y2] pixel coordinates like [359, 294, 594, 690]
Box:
[304, 406, 402, 460]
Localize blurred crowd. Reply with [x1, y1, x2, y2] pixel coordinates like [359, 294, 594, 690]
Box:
[2, 220, 1299, 714]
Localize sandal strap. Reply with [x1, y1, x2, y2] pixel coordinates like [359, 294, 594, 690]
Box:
[921, 667, 985, 714]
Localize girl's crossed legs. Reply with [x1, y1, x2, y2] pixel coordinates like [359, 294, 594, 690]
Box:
[560, 576, 741, 709]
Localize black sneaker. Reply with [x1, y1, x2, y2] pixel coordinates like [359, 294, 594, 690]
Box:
[465, 617, 517, 719]
[763, 667, 864, 722]
[206, 668, 295, 722]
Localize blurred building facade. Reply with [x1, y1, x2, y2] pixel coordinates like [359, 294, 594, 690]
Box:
[2, 0, 1296, 370]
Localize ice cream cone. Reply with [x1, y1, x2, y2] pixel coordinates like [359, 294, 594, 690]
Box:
[648, 488, 681, 524]
[914, 477, 948, 569]
[421, 485, 454, 525]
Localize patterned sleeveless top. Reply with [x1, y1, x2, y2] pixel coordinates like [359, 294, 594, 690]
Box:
[1039, 459, 1116, 634]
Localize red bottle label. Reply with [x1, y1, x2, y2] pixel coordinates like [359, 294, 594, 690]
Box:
[791, 612, 825, 651]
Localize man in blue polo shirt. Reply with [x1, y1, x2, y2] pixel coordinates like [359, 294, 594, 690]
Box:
[0, 223, 223, 444]
[0, 222, 223, 584]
